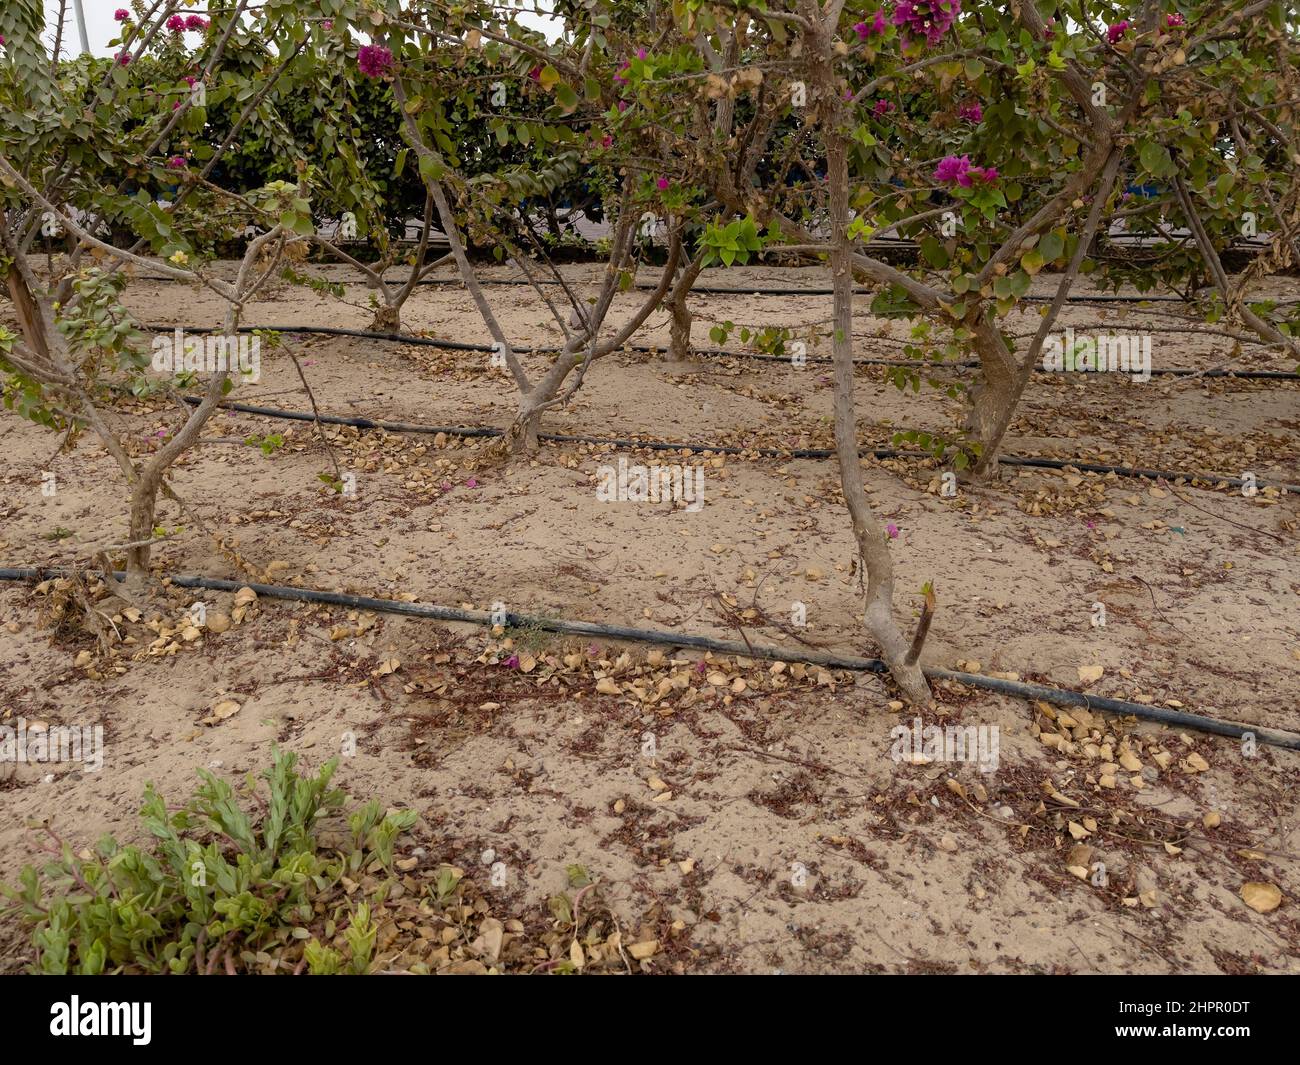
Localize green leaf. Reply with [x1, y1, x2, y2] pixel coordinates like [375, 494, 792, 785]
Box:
[920, 236, 949, 269]
[1139, 141, 1174, 178]
[417, 153, 444, 183]
[554, 84, 579, 112]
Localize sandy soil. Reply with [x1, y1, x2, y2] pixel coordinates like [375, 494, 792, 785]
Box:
[1, 261, 1297, 974]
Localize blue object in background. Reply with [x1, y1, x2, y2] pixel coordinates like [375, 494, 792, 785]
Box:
[1124, 182, 1162, 198]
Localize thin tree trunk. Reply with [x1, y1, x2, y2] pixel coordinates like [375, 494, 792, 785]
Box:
[1173, 174, 1300, 361]
[498, 223, 682, 454]
[124, 228, 285, 583]
[969, 153, 1123, 476]
[376, 189, 440, 332]
[2, 210, 51, 358]
[812, 17, 930, 704]
[667, 258, 703, 360]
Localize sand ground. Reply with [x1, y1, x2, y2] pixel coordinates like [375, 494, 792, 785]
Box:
[1, 261, 1297, 973]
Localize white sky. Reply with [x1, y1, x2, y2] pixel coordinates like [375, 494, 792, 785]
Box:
[43, 2, 559, 59]
[43, 0, 117, 58]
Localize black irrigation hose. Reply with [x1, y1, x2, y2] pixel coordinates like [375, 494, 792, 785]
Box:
[2, 566, 1296, 750]
[182, 394, 1300, 492]
[133, 273, 1300, 307]
[156, 322, 1300, 380]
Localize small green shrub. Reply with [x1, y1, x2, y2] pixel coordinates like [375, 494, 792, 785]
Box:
[2, 749, 417, 975]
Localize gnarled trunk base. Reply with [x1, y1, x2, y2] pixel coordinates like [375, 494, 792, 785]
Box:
[486, 402, 543, 460]
[668, 297, 692, 360]
[369, 304, 401, 333]
[125, 485, 158, 588]
[866, 599, 932, 705]
[964, 377, 1014, 479]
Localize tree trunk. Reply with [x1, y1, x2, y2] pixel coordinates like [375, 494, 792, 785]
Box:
[668, 295, 692, 359]
[818, 56, 931, 705]
[666, 257, 703, 360]
[2, 210, 51, 358]
[969, 154, 1124, 478]
[118, 229, 286, 582]
[499, 351, 577, 454]
[965, 313, 1021, 478]
[125, 482, 159, 587]
[369, 302, 400, 333]
[123, 373, 228, 586]
[503, 404, 543, 453]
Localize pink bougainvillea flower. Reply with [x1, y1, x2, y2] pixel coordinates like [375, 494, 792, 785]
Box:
[172, 100, 181, 110]
[167, 155, 186, 169]
[958, 101, 982, 123]
[528, 65, 542, 82]
[466, 477, 479, 488]
[166, 14, 185, 32]
[322, 20, 333, 31]
[933, 153, 972, 185]
[893, 0, 961, 46]
[886, 523, 899, 538]
[1165, 12, 1186, 27]
[1107, 20, 1131, 44]
[504, 654, 520, 669]
[357, 44, 394, 79]
[600, 134, 612, 148]
[184, 15, 209, 32]
[616, 99, 628, 112]
[935, 156, 996, 188]
[114, 9, 129, 21]
[873, 98, 895, 117]
[694, 660, 707, 674]
[116, 50, 131, 66]
[636, 47, 647, 60]
[854, 10, 888, 39]
[183, 75, 196, 87]
[656, 176, 670, 191]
